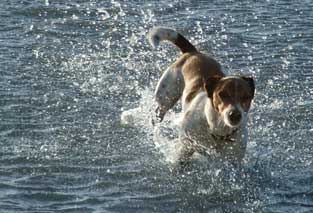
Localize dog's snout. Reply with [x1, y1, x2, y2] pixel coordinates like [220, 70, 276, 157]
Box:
[228, 109, 242, 124]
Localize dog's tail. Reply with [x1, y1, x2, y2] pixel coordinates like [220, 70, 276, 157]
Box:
[148, 27, 197, 53]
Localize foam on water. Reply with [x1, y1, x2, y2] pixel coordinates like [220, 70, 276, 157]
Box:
[120, 88, 186, 166]
[120, 88, 155, 127]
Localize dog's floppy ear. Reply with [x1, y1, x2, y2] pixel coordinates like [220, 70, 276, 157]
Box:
[204, 75, 222, 98]
[241, 76, 255, 98]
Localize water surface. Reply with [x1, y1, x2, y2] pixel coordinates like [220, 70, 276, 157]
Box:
[0, 0, 312, 212]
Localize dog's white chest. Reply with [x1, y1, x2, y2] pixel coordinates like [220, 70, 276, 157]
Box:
[180, 93, 247, 162]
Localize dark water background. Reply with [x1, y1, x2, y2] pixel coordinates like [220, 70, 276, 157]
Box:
[0, 0, 312, 212]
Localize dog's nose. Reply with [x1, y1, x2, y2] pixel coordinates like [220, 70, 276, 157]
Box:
[228, 109, 242, 125]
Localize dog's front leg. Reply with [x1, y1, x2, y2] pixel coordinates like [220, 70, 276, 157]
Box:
[154, 66, 184, 123]
[178, 143, 195, 162]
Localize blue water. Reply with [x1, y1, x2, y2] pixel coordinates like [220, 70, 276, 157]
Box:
[1, 0, 312, 212]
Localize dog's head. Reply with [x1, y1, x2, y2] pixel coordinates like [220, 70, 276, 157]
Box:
[204, 75, 255, 128]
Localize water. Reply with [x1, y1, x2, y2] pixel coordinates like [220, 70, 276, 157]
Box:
[1, 0, 312, 212]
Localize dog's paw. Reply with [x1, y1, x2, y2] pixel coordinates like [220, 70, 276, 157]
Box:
[150, 117, 157, 126]
[155, 107, 165, 122]
[150, 107, 165, 126]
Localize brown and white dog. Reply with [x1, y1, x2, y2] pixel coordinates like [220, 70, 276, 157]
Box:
[148, 27, 255, 165]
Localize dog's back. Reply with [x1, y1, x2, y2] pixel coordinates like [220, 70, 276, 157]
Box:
[180, 53, 223, 107]
[148, 27, 224, 117]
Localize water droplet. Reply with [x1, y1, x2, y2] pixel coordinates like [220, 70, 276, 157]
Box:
[72, 14, 79, 20]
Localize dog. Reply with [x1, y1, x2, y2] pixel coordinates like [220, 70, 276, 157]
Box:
[148, 27, 255, 165]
